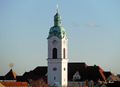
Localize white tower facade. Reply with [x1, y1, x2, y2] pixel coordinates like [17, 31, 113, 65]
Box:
[47, 10, 68, 87]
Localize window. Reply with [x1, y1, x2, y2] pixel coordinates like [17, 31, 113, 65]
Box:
[54, 76, 56, 80]
[53, 48, 57, 59]
[64, 68, 66, 71]
[73, 71, 81, 81]
[53, 67, 57, 71]
[63, 48, 65, 58]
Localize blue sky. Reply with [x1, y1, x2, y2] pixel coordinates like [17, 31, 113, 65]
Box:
[0, 0, 120, 75]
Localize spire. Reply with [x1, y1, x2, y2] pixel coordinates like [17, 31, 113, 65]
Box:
[54, 5, 61, 26]
[48, 6, 67, 39]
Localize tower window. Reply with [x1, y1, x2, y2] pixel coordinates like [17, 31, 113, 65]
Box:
[54, 76, 56, 80]
[63, 48, 66, 58]
[64, 68, 66, 71]
[53, 48, 57, 59]
[53, 67, 57, 71]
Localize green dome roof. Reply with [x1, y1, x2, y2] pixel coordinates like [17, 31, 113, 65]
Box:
[48, 11, 67, 39]
[48, 26, 66, 39]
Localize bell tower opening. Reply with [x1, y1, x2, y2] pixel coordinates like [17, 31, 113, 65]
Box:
[53, 48, 57, 59]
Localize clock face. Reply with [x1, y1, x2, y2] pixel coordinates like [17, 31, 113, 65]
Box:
[52, 40, 57, 45]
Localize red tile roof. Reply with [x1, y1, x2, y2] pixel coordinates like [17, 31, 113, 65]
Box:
[0, 82, 28, 86]
[0, 83, 5, 87]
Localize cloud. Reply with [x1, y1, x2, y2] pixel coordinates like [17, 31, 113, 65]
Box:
[85, 22, 100, 28]
[71, 21, 100, 29]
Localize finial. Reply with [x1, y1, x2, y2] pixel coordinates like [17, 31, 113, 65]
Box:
[56, 4, 59, 13]
[54, 4, 61, 26]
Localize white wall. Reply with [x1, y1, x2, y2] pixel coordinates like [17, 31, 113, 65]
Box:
[47, 36, 68, 86]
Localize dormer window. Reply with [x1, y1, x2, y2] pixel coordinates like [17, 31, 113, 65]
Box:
[73, 71, 81, 81]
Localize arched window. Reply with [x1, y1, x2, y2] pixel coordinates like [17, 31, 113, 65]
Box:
[63, 48, 65, 59]
[53, 48, 57, 59]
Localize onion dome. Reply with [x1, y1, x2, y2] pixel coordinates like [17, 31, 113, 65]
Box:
[48, 10, 67, 39]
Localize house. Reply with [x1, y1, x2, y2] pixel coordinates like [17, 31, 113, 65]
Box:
[0, 69, 28, 87]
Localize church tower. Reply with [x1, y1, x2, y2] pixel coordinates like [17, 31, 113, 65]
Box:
[47, 9, 68, 87]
